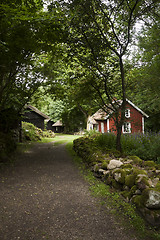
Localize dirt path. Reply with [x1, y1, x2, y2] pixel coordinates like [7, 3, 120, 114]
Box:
[0, 142, 139, 240]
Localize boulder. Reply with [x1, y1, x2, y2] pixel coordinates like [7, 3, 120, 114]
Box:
[107, 159, 123, 170]
[113, 169, 126, 184]
[143, 189, 160, 209]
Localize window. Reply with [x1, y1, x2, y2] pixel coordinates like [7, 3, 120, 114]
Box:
[125, 109, 130, 118]
[122, 122, 131, 133]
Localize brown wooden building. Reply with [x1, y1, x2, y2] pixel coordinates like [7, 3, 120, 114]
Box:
[24, 105, 50, 130]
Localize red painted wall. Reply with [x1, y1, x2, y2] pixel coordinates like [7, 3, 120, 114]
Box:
[98, 103, 143, 134]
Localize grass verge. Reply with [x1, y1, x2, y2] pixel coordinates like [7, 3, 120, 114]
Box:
[66, 141, 160, 240]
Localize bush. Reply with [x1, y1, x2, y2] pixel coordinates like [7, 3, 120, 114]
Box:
[22, 122, 55, 142]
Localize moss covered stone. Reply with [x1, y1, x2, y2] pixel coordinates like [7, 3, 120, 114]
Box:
[135, 175, 150, 191]
[101, 161, 109, 170]
[111, 179, 123, 190]
[122, 164, 133, 169]
[131, 195, 144, 208]
[142, 188, 160, 209]
[125, 174, 136, 188]
[132, 167, 147, 176]
[143, 161, 156, 168]
[129, 156, 143, 166]
[113, 169, 126, 184]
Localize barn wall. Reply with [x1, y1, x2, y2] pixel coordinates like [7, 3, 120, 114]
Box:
[24, 111, 45, 130]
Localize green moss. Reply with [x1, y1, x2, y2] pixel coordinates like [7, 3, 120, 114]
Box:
[113, 169, 126, 184]
[129, 156, 143, 166]
[101, 161, 108, 170]
[121, 190, 132, 200]
[125, 174, 136, 188]
[135, 176, 150, 188]
[132, 167, 147, 176]
[143, 161, 156, 168]
[111, 179, 123, 190]
[131, 195, 144, 208]
[155, 182, 160, 191]
[122, 164, 133, 169]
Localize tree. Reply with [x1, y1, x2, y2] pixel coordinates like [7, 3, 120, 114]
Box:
[128, 4, 160, 131]
[54, 0, 158, 151]
[0, 0, 65, 132]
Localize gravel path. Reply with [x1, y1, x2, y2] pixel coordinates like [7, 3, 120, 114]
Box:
[0, 142, 139, 240]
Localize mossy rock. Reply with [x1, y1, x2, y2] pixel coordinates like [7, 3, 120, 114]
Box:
[135, 175, 150, 191]
[131, 195, 144, 208]
[122, 164, 133, 169]
[105, 174, 113, 185]
[101, 161, 109, 170]
[143, 161, 156, 168]
[129, 156, 143, 166]
[111, 179, 123, 190]
[132, 167, 147, 176]
[113, 169, 126, 184]
[141, 188, 160, 209]
[125, 174, 136, 188]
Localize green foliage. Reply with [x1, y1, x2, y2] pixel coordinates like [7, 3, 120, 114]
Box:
[22, 122, 55, 142]
[74, 132, 160, 162]
[22, 122, 42, 141]
[95, 133, 116, 150]
[121, 133, 160, 161]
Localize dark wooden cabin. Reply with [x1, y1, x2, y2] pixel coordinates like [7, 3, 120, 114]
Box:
[24, 105, 50, 130]
[52, 120, 64, 133]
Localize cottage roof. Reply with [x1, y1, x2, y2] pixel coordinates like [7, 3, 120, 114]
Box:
[26, 105, 50, 119]
[52, 120, 63, 127]
[91, 99, 149, 120]
[92, 109, 108, 120]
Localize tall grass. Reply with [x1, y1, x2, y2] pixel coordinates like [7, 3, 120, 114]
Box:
[121, 132, 160, 162]
[91, 132, 160, 162]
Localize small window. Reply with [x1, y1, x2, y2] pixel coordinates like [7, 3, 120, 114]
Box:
[123, 122, 131, 133]
[125, 109, 130, 118]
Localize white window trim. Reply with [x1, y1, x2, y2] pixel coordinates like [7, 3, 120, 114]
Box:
[122, 122, 131, 133]
[125, 108, 130, 118]
[101, 122, 104, 133]
[107, 119, 110, 132]
[142, 117, 144, 134]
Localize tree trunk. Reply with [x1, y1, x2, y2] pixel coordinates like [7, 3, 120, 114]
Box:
[116, 125, 122, 152]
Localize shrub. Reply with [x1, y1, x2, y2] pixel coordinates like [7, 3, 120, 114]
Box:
[22, 122, 55, 142]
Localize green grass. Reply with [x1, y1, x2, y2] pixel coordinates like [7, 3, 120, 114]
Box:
[40, 138, 55, 143]
[66, 141, 160, 240]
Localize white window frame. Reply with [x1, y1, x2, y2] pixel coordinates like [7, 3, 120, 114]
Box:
[101, 122, 104, 133]
[125, 109, 130, 118]
[122, 122, 131, 133]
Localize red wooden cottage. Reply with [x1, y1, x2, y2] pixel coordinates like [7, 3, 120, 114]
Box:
[87, 99, 149, 134]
